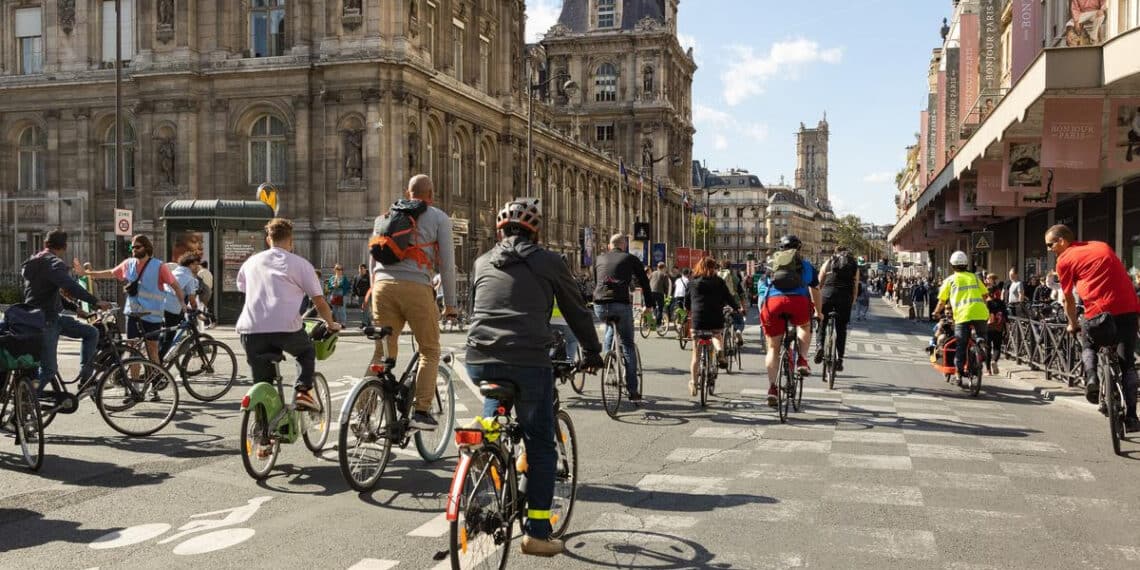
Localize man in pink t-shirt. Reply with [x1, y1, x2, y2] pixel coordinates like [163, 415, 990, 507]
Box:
[235, 218, 341, 410]
[79, 234, 185, 363]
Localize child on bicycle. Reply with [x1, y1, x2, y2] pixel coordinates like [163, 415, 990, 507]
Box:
[985, 287, 1008, 374]
[684, 257, 740, 397]
[925, 309, 955, 360]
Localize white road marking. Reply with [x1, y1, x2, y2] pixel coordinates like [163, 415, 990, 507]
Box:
[347, 560, 400, 570]
[666, 447, 749, 463]
[406, 513, 449, 537]
[741, 464, 825, 481]
[90, 524, 172, 550]
[980, 439, 1065, 454]
[635, 474, 728, 495]
[914, 470, 1011, 490]
[690, 426, 764, 439]
[756, 439, 832, 454]
[927, 508, 1044, 535]
[171, 528, 257, 556]
[828, 453, 913, 470]
[831, 431, 906, 444]
[821, 527, 938, 560]
[823, 482, 925, 507]
[907, 443, 993, 461]
[998, 462, 1093, 481]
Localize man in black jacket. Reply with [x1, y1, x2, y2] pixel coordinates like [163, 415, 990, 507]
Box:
[22, 230, 110, 389]
[814, 246, 860, 372]
[466, 199, 602, 557]
[592, 233, 654, 400]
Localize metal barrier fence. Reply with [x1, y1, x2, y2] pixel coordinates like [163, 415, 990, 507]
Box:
[1002, 316, 1083, 386]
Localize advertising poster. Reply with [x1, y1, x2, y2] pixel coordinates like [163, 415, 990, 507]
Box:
[1041, 98, 1102, 170]
[944, 48, 961, 156]
[959, 173, 985, 216]
[936, 71, 947, 171]
[1010, 0, 1042, 84]
[1107, 99, 1140, 170]
[651, 243, 667, 266]
[1050, 168, 1101, 194]
[631, 240, 648, 265]
[979, 0, 1002, 94]
[927, 94, 939, 176]
[1063, 0, 1107, 46]
[1003, 138, 1043, 195]
[976, 160, 1017, 206]
[580, 226, 595, 268]
[919, 110, 930, 183]
[959, 12, 980, 126]
[170, 229, 211, 268]
[222, 229, 265, 289]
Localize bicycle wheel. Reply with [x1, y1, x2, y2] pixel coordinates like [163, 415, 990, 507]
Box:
[180, 340, 238, 402]
[968, 347, 984, 397]
[698, 347, 710, 408]
[734, 331, 744, 370]
[95, 358, 179, 437]
[724, 330, 735, 374]
[338, 381, 393, 491]
[13, 376, 44, 471]
[600, 351, 623, 418]
[570, 347, 587, 395]
[1103, 365, 1124, 456]
[449, 447, 515, 570]
[792, 355, 805, 413]
[240, 402, 278, 480]
[777, 347, 790, 424]
[634, 344, 644, 395]
[825, 327, 837, 391]
[416, 364, 457, 461]
[302, 372, 332, 452]
[38, 373, 65, 430]
[551, 410, 578, 538]
[638, 312, 651, 339]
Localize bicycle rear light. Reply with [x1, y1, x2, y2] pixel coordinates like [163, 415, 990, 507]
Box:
[454, 429, 483, 447]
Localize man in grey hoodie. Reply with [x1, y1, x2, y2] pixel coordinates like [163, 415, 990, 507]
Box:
[465, 198, 602, 557]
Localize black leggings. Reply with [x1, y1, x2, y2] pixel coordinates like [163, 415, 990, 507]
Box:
[1080, 313, 1138, 418]
[240, 329, 316, 391]
[816, 300, 852, 360]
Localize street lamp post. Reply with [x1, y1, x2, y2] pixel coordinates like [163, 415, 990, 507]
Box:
[114, 0, 124, 259]
[640, 154, 681, 246]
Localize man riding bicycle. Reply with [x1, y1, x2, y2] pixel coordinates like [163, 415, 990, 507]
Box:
[592, 234, 654, 401]
[814, 245, 859, 373]
[759, 235, 821, 407]
[466, 199, 602, 557]
[1049, 224, 1140, 433]
[22, 230, 111, 390]
[933, 251, 990, 386]
[235, 218, 342, 411]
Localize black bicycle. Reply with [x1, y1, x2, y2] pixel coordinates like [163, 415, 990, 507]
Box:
[946, 324, 987, 398]
[775, 314, 804, 423]
[693, 330, 717, 407]
[1092, 344, 1131, 456]
[550, 329, 586, 395]
[599, 316, 643, 417]
[820, 310, 838, 390]
[0, 367, 44, 471]
[152, 311, 238, 402]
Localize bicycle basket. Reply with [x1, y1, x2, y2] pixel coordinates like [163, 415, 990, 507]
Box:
[0, 332, 43, 370]
[305, 319, 338, 360]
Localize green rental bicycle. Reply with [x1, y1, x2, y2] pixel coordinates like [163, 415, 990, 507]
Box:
[239, 320, 335, 480]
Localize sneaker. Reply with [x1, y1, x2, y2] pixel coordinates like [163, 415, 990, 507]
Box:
[766, 384, 778, 407]
[835, 360, 844, 372]
[295, 390, 321, 412]
[521, 535, 564, 557]
[717, 357, 728, 369]
[629, 392, 643, 403]
[814, 349, 824, 364]
[796, 357, 811, 377]
[688, 380, 698, 397]
[1126, 417, 1140, 434]
[1084, 380, 1100, 405]
[991, 362, 1000, 375]
[410, 410, 438, 431]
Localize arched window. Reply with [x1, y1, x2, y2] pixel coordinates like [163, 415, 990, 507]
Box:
[103, 123, 136, 190]
[450, 132, 463, 197]
[248, 115, 287, 185]
[424, 126, 436, 177]
[18, 126, 46, 192]
[595, 63, 617, 102]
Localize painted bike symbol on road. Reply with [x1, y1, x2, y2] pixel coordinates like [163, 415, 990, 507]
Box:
[89, 496, 273, 556]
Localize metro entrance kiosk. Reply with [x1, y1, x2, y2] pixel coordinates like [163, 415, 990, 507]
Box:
[161, 200, 274, 325]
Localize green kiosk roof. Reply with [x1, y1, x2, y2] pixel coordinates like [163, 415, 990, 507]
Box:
[162, 200, 274, 221]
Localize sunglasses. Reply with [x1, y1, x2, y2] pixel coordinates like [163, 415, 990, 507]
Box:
[1045, 240, 1058, 248]
[131, 244, 144, 250]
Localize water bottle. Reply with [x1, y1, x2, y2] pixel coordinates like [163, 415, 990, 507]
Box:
[517, 452, 529, 495]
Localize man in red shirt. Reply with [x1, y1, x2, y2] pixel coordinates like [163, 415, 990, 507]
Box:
[1049, 224, 1140, 432]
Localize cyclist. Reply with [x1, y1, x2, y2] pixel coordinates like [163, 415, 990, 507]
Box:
[685, 256, 741, 396]
[932, 251, 990, 386]
[1048, 224, 1140, 432]
[368, 174, 457, 430]
[717, 260, 747, 347]
[814, 245, 859, 373]
[670, 267, 692, 326]
[235, 218, 341, 411]
[466, 199, 603, 557]
[759, 235, 821, 407]
[592, 233, 654, 401]
[550, 254, 580, 363]
[159, 254, 200, 359]
[648, 262, 671, 327]
[22, 230, 111, 390]
[79, 234, 187, 364]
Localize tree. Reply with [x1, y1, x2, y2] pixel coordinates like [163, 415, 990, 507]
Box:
[693, 215, 717, 250]
[835, 214, 873, 258]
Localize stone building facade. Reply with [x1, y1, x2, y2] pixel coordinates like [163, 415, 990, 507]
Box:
[705, 169, 767, 263]
[795, 116, 829, 205]
[538, 0, 694, 247]
[0, 0, 655, 278]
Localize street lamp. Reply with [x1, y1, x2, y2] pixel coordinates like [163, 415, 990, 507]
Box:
[640, 153, 682, 244]
[694, 174, 728, 253]
[526, 69, 579, 196]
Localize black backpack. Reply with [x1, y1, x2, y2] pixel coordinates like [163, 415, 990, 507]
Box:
[824, 253, 857, 288]
[769, 249, 804, 291]
[369, 199, 432, 267]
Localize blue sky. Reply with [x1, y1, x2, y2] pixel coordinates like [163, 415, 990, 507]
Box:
[527, 0, 950, 225]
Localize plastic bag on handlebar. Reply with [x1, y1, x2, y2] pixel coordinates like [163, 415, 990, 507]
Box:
[1081, 312, 1117, 348]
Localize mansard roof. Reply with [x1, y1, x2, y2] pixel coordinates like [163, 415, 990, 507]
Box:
[556, 0, 666, 33]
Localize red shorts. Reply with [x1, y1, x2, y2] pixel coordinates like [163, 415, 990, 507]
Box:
[761, 295, 813, 337]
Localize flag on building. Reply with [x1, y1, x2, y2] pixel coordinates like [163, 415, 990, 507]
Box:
[638, 171, 645, 193]
[657, 182, 665, 200]
[619, 160, 628, 186]
[682, 193, 691, 210]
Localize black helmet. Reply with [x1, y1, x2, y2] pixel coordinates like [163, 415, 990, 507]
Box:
[778, 235, 802, 250]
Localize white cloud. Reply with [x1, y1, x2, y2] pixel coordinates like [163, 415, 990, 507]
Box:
[714, 135, 729, 150]
[721, 38, 844, 106]
[526, 0, 562, 43]
[678, 32, 700, 63]
[693, 102, 769, 146]
[741, 123, 770, 143]
[862, 171, 895, 184]
[693, 103, 732, 128]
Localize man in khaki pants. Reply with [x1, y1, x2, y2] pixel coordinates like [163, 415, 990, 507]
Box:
[369, 174, 457, 430]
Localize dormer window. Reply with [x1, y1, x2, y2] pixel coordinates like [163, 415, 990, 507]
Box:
[597, 0, 616, 28]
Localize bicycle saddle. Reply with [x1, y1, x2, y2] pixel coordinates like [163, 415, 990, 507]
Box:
[478, 381, 518, 403]
[362, 325, 394, 340]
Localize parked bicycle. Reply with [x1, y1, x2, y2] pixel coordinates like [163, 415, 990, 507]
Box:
[337, 325, 457, 492]
[445, 381, 578, 568]
[152, 310, 239, 402]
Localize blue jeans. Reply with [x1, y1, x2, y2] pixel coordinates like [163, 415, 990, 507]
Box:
[331, 304, 347, 325]
[551, 323, 578, 361]
[38, 314, 100, 389]
[954, 320, 988, 374]
[650, 292, 666, 324]
[594, 302, 639, 394]
[466, 363, 557, 540]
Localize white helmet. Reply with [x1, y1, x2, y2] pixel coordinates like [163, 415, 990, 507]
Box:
[949, 250, 969, 266]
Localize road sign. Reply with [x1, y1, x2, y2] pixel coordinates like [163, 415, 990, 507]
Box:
[114, 209, 133, 237]
[452, 218, 470, 235]
[633, 222, 650, 241]
[972, 231, 994, 250]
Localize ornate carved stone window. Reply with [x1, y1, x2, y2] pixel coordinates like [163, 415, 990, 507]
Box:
[594, 63, 617, 102]
[17, 126, 46, 193]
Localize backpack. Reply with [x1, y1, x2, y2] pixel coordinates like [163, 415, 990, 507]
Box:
[369, 199, 432, 268]
[826, 253, 857, 287]
[769, 249, 804, 291]
[717, 269, 739, 297]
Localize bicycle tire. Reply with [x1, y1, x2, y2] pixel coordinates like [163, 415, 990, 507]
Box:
[240, 403, 278, 480]
[338, 381, 393, 492]
[449, 446, 514, 570]
[699, 346, 710, 408]
[302, 372, 332, 452]
[734, 331, 743, 370]
[95, 358, 179, 437]
[1102, 361, 1124, 456]
[39, 373, 65, 430]
[551, 410, 578, 538]
[634, 343, 644, 395]
[793, 359, 805, 412]
[723, 330, 734, 375]
[600, 352, 623, 418]
[174, 335, 218, 376]
[180, 340, 238, 402]
[655, 319, 667, 337]
[570, 347, 587, 395]
[416, 364, 457, 461]
[969, 347, 984, 397]
[825, 325, 837, 391]
[638, 313, 651, 339]
[777, 346, 790, 423]
[14, 375, 44, 471]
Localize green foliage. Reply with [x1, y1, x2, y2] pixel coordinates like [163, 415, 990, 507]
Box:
[0, 286, 23, 305]
[692, 215, 716, 249]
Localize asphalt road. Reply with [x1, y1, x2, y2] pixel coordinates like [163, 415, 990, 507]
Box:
[2, 298, 1138, 569]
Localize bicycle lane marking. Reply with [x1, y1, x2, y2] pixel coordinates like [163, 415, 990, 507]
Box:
[347, 560, 400, 570]
[88, 496, 273, 556]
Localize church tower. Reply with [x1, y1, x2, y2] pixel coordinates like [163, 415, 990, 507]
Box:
[795, 115, 830, 205]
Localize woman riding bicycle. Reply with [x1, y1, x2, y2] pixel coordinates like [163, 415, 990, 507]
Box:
[683, 257, 740, 397]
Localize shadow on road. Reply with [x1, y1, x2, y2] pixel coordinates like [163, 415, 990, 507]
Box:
[577, 482, 776, 514]
[0, 508, 116, 553]
[562, 529, 737, 569]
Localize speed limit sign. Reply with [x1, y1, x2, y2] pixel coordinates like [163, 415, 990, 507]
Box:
[114, 209, 133, 237]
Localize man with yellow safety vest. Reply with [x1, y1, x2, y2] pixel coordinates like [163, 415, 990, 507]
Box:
[933, 250, 991, 385]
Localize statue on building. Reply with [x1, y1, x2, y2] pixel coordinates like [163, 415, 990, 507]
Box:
[158, 138, 176, 187]
[59, 0, 76, 34]
[345, 0, 362, 13]
[344, 129, 363, 179]
[407, 131, 420, 172]
[158, 0, 175, 29]
[643, 66, 654, 96]
[641, 139, 654, 170]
